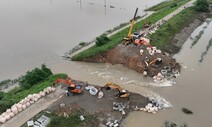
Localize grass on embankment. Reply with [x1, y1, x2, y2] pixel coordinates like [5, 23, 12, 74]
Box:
[71, 0, 191, 61]
[0, 73, 67, 113]
[146, 0, 190, 11]
[150, 7, 198, 50]
[46, 110, 99, 127]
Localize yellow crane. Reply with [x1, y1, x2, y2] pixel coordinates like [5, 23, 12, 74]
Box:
[123, 8, 138, 46]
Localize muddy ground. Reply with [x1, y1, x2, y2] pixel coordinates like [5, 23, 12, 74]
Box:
[83, 44, 181, 77]
[47, 80, 148, 126]
[81, 12, 210, 77]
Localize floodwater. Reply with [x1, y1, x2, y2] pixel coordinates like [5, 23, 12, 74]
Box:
[122, 19, 212, 127]
[0, 0, 163, 81]
[1, 0, 212, 127]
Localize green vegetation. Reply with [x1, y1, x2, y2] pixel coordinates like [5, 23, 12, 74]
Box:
[0, 72, 67, 113]
[162, 121, 188, 127]
[95, 34, 110, 46]
[182, 108, 193, 114]
[146, 0, 190, 11]
[0, 79, 11, 87]
[79, 42, 86, 46]
[72, 0, 191, 61]
[150, 7, 198, 50]
[191, 30, 204, 48]
[47, 110, 99, 127]
[208, 0, 212, 4]
[19, 64, 53, 89]
[194, 0, 209, 12]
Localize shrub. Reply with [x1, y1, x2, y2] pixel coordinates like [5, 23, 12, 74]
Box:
[170, 3, 178, 8]
[95, 34, 110, 46]
[79, 42, 86, 46]
[194, 0, 209, 12]
[19, 64, 53, 89]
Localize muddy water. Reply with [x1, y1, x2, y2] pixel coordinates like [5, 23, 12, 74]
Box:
[0, 0, 163, 81]
[122, 19, 212, 127]
[1, 0, 211, 127]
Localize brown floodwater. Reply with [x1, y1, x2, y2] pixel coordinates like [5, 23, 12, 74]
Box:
[122, 19, 212, 127]
[1, 0, 211, 127]
[0, 0, 163, 81]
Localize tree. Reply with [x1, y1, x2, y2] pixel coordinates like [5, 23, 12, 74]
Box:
[95, 34, 110, 46]
[19, 64, 53, 89]
[194, 0, 209, 12]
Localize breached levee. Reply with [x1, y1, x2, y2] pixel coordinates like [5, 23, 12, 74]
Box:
[82, 44, 181, 78]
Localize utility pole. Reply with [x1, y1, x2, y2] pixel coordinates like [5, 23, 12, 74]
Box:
[104, 0, 107, 15]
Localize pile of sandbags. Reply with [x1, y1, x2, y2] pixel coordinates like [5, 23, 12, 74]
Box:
[140, 103, 158, 114]
[153, 72, 165, 82]
[147, 46, 161, 56]
[0, 86, 56, 124]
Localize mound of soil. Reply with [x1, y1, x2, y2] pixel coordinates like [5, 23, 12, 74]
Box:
[83, 44, 181, 77]
[47, 80, 149, 126]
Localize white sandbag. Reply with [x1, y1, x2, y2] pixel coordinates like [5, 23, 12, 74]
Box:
[153, 76, 157, 80]
[145, 105, 150, 110]
[5, 115, 10, 120]
[154, 107, 158, 112]
[97, 91, 104, 99]
[6, 109, 12, 114]
[152, 46, 157, 50]
[11, 107, 18, 113]
[143, 71, 147, 76]
[34, 97, 38, 102]
[1, 112, 7, 118]
[51, 87, 56, 92]
[36, 94, 41, 99]
[156, 50, 161, 53]
[0, 117, 6, 124]
[147, 103, 153, 107]
[40, 92, 45, 97]
[149, 107, 154, 112]
[157, 73, 162, 77]
[30, 100, 34, 104]
[16, 104, 22, 109]
[26, 102, 30, 107]
[152, 111, 156, 114]
[147, 47, 151, 51]
[47, 87, 52, 92]
[27, 94, 33, 99]
[22, 105, 26, 110]
[18, 108, 22, 112]
[13, 109, 18, 115]
[9, 112, 15, 118]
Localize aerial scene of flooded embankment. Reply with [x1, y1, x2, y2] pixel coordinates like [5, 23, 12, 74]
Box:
[0, 0, 212, 127]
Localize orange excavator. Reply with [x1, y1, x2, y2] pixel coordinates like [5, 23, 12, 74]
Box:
[104, 82, 130, 99]
[54, 78, 83, 95]
[123, 8, 138, 46]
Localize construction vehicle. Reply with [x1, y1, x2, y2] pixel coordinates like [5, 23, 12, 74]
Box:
[54, 78, 83, 95]
[104, 82, 130, 99]
[149, 58, 163, 67]
[123, 8, 138, 46]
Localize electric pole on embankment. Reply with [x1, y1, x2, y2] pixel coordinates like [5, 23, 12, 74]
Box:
[104, 0, 107, 15]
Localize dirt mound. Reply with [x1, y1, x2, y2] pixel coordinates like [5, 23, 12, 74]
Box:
[47, 80, 149, 126]
[83, 44, 181, 77]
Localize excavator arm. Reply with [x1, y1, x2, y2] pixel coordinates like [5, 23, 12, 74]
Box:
[123, 8, 138, 45]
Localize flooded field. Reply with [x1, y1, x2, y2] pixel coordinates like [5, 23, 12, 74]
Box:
[122, 19, 212, 127]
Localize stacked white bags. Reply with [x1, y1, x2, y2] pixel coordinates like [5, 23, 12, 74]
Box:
[0, 86, 56, 124]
